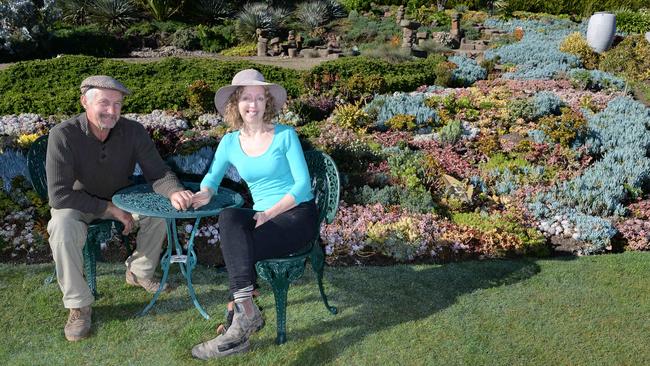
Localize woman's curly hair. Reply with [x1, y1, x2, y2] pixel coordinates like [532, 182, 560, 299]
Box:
[223, 86, 278, 129]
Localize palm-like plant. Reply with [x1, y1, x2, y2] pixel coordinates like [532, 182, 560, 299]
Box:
[140, 0, 184, 21]
[88, 0, 139, 29]
[58, 0, 93, 25]
[236, 2, 290, 41]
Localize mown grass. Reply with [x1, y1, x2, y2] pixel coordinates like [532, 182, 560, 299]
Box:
[1, 252, 649, 365]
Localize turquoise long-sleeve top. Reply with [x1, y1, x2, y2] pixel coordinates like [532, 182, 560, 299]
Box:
[201, 124, 314, 211]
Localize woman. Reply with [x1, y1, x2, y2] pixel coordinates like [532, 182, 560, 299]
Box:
[190, 69, 318, 359]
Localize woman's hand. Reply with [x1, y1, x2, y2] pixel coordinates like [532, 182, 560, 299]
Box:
[170, 190, 194, 211]
[191, 188, 213, 209]
[253, 211, 271, 228]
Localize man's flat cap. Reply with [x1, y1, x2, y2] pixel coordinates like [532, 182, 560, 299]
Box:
[80, 75, 131, 95]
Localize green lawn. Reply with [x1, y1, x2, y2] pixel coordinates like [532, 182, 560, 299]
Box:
[1, 252, 649, 365]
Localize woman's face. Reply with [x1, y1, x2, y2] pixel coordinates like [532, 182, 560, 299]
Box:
[238, 85, 266, 125]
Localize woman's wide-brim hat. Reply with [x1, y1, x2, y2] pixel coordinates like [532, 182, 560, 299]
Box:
[214, 69, 287, 116]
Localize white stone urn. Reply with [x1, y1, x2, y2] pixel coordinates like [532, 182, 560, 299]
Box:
[646, 31, 650, 44]
[586, 12, 616, 53]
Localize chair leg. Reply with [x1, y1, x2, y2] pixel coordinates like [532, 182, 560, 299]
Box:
[269, 275, 290, 345]
[257, 260, 307, 344]
[44, 267, 56, 285]
[309, 242, 338, 315]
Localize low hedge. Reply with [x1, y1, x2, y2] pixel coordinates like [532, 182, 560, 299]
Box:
[0, 55, 305, 115]
[304, 55, 446, 97]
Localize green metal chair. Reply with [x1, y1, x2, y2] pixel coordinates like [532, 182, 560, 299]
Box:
[255, 150, 340, 345]
[27, 134, 128, 297]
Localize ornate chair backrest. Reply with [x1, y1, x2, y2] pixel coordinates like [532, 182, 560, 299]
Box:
[304, 150, 340, 226]
[27, 134, 49, 200]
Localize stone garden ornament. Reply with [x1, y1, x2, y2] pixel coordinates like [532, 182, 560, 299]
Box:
[586, 12, 616, 53]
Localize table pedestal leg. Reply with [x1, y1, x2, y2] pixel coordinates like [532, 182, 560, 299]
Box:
[138, 217, 210, 319]
[185, 217, 210, 319]
[138, 218, 174, 316]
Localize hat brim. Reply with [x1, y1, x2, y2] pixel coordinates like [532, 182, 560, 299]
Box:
[214, 82, 287, 117]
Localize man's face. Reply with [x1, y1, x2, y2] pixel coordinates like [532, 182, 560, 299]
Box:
[81, 88, 124, 130]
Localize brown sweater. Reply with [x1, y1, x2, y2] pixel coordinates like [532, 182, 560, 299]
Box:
[46, 113, 184, 214]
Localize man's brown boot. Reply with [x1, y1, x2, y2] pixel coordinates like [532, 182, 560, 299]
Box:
[64, 306, 92, 341]
[126, 269, 169, 293]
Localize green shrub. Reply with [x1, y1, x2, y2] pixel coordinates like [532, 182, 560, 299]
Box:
[50, 25, 123, 57]
[196, 22, 237, 53]
[413, 7, 451, 28]
[452, 211, 549, 256]
[0, 55, 305, 115]
[341, 10, 401, 45]
[615, 10, 650, 34]
[599, 35, 650, 82]
[433, 61, 455, 87]
[490, 0, 650, 17]
[439, 119, 462, 144]
[169, 27, 201, 50]
[346, 185, 437, 213]
[363, 44, 414, 63]
[305, 55, 445, 97]
[538, 107, 587, 147]
[186, 80, 214, 113]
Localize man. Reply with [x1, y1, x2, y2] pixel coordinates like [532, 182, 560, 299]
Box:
[46, 75, 194, 341]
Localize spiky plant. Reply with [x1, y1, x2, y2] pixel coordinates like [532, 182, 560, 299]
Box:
[58, 0, 93, 25]
[140, 0, 184, 21]
[295, 0, 330, 30]
[88, 0, 139, 29]
[236, 2, 289, 41]
[189, 0, 231, 24]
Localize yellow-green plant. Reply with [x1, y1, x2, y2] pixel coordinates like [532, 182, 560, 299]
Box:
[186, 80, 213, 113]
[332, 101, 370, 131]
[385, 114, 417, 131]
[559, 32, 599, 69]
[219, 42, 257, 56]
[599, 35, 650, 82]
[538, 107, 587, 147]
[16, 133, 40, 149]
[366, 217, 421, 262]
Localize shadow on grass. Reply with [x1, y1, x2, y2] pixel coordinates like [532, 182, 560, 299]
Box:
[286, 258, 541, 366]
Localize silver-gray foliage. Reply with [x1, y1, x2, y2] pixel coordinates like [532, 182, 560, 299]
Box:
[0, 0, 61, 53]
[236, 2, 290, 41]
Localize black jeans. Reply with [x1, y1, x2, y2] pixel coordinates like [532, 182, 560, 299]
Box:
[218, 199, 318, 294]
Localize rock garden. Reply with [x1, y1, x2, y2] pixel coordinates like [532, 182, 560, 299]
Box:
[2, 0, 650, 266]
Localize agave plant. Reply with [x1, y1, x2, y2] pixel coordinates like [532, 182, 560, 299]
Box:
[236, 2, 290, 41]
[88, 0, 139, 29]
[295, 0, 330, 30]
[189, 0, 231, 24]
[294, 0, 346, 33]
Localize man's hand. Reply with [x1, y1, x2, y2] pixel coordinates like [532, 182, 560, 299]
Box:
[105, 202, 134, 235]
[170, 190, 194, 211]
[191, 188, 213, 209]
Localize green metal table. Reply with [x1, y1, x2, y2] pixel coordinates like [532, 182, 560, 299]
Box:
[112, 182, 243, 319]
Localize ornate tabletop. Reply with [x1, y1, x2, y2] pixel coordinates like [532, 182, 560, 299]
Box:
[112, 182, 243, 218]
